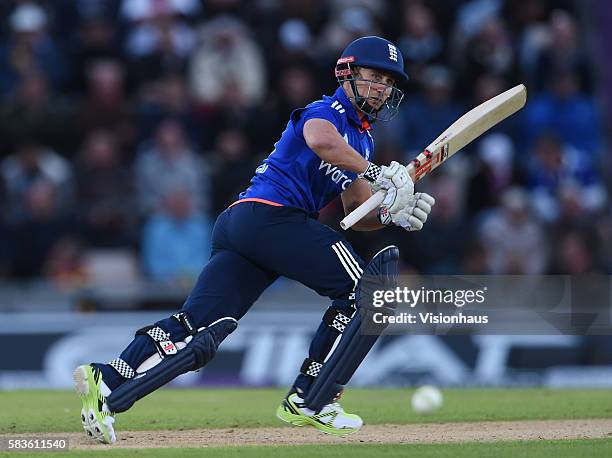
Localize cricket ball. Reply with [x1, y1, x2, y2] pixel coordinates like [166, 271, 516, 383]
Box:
[411, 385, 443, 414]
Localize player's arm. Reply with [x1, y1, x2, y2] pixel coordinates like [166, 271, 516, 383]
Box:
[303, 118, 369, 174]
[303, 118, 409, 186]
[341, 180, 385, 231]
[303, 118, 386, 231]
[304, 117, 436, 231]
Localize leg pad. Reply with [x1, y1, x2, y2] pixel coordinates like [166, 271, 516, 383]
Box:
[303, 246, 399, 411]
[107, 318, 237, 413]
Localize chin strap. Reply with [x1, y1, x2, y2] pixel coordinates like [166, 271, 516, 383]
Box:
[349, 79, 378, 119]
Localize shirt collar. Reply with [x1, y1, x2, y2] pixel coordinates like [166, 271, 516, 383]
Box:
[334, 86, 373, 131]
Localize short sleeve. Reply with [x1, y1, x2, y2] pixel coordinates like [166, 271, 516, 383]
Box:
[292, 102, 345, 139]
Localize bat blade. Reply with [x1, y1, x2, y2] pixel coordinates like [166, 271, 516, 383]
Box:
[340, 84, 527, 230]
[408, 84, 527, 181]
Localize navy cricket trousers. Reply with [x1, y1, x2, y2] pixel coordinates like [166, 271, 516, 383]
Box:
[99, 202, 365, 393]
[202, 201, 364, 314]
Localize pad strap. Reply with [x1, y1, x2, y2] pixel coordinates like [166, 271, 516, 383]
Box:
[109, 358, 135, 380]
[323, 308, 352, 333]
[173, 312, 197, 336]
[136, 325, 178, 356]
[300, 358, 324, 378]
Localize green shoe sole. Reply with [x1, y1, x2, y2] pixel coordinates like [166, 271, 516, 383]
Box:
[73, 365, 116, 444]
[276, 398, 360, 436]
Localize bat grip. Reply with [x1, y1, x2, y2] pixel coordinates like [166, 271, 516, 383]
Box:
[339, 190, 385, 230]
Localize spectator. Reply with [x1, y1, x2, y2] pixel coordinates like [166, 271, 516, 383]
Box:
[10, 180, 75, 278]
[1, 138, 74, 223]
[456, 16, 520, 96]
[507, 0, 551, 77]
[318, 6, 380, 60]
[557, 181, 591, 229]
[455, 0, 503, 39]
[461, 240, 490, 275]
[478, 187, 548, 274]
[527, 134, 606, 223]
[74, 129, 136, 247]
[120, 0, 201, 22]
[134, 118, 207, 216]
[398, 3, 445, 81]
[280, 0, 329, 32]
[135, 74, 199, 145]
[0, 71, 76, 155]
[123, 0, 197, 83]
[0, 3, 68, 95]
[396, 65, 464, 157]
[551, 228, 606, 274]
[466, 133, 524, 216]
[276, 65, 318, 121]
[549, 185, 610, 274]
[210, 129, 255, 215]
[277, 19, 313, 59]
[52, 1, 120, 47]
[533, 10, 594, 93]
[142, 188, 212, 283]
[76, 59, 134, 150]
[411, 174, 470, 274]
[273, 18, 329, 93]
[68, 13, 122, 93]
[222, 65, 318, 154]
[524, 70, 602, 156]
[189, 16, 266, 108]
[44, 236, 88, 288]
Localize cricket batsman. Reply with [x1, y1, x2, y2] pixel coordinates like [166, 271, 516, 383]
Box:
[74, 36, 436, 443]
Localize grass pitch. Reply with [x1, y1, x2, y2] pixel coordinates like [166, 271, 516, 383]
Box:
[1, 388, 612, 456]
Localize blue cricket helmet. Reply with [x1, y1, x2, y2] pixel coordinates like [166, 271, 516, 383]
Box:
[336, 36, 409, 82]
[335, 36, 407, 121]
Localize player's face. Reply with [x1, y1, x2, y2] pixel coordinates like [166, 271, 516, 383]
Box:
[353, 67, 396, 110]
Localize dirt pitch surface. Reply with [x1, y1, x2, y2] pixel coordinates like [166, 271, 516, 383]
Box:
[5, 419, 612, 449]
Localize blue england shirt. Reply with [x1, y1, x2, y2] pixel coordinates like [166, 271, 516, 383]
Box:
[239, 86, 375, 216]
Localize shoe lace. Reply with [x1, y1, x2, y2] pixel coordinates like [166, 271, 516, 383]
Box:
[328, 400, 345, 412]
[328, 388, 345, 411]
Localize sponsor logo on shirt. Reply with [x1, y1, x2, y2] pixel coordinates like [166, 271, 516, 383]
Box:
[319, 160, 353, 190]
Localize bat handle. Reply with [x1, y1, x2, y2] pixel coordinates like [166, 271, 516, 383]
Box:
[339, 190, 385, 230]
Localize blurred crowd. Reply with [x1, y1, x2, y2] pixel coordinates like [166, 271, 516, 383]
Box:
[0, 0, 609, 289]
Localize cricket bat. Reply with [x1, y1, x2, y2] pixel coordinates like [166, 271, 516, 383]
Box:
[340, 84, 527, 230]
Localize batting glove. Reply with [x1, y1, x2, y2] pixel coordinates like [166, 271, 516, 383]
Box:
[360, 160, 414, 206]
[359, 161, 411, 193]
[379, 192, 436, 231]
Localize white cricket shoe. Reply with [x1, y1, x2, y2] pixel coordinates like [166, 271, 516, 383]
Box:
[276, 392, 363, 436]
